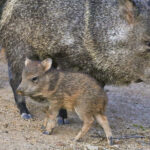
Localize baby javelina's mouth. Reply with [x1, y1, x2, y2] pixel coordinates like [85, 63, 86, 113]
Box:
[16, 80, 26, 96]
[16, 88, 24, 95]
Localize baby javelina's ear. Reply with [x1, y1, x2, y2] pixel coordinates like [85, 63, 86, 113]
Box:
[25, 57, 32, 66]
[41, 58, 52, 72]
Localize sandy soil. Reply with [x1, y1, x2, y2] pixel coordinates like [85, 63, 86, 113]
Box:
[0, 51, 150, 150]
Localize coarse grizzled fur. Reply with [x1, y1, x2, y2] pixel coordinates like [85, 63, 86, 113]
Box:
[0, 0, 150, 119]
[0, 0, 150, 85]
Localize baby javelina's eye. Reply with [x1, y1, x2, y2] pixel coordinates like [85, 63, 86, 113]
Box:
[31, 76, 39, 83]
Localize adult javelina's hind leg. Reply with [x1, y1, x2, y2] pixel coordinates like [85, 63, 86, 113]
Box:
[6, 42, 32, 119]
[53, 63, 68, 124]
[58, 109, 69, 125]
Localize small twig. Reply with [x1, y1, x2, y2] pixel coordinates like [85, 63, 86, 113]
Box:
[113, 135, 146, 140]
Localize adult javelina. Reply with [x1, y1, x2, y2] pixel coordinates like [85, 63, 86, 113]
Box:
[0, 0, 150, 119]
[17, 58, 113, 145]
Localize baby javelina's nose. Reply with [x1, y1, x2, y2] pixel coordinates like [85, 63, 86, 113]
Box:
[17, 83, 25, 95]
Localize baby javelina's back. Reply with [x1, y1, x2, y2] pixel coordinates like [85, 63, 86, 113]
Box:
[17, 58, 113, 145]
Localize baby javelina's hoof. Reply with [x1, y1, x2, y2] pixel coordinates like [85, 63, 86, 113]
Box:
[41, 125, 46, 130]
[17, 58, 113, 145]
[43, 131, 50, 135]
[108, 136, 113, 145]
[43, 131, 52, 135]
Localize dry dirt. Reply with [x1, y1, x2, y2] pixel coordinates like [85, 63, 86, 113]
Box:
[0, 51, 150, 150]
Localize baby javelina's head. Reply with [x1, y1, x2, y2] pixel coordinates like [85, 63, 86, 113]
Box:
[17, 58, 52, 97]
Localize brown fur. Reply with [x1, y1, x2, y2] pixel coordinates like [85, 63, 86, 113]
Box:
[120, 0, 135, 24]
[0, 47, 5, 55]
[125, 0, 135, 24]
[63, 90, 81, 111]
[17, 58, 113, 145]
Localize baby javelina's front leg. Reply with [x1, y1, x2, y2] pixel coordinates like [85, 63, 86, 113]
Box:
[17, 57, 113, 145]
[42, 105, 61, 135]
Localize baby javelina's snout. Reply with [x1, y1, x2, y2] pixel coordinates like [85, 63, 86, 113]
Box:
[17, 58, 113, 145]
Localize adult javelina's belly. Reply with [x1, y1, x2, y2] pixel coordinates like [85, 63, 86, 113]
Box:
[0, 0, 150, 85]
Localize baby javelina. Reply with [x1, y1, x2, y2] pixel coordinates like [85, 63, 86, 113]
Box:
[17, 58, 113, 145]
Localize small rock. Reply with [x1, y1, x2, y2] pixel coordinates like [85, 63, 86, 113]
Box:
[5, 130, 8, 133]
[55, 141, 66, 147]
[86, 144, 99, 150]
[3, 123, 9, 128]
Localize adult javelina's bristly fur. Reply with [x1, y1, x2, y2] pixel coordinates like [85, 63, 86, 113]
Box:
[17, 58, 113, 145]
[0, 0, 150, 118]
[1, 0, 150, 84]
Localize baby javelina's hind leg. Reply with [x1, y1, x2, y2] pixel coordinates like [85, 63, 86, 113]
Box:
[95, 114, 113, 145]
[74, 108, 94, 141]
[42, 104, 60, 135]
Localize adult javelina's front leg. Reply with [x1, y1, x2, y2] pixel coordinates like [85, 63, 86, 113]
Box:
[6, 41, 32, 119]
[8, 63, 32, 119]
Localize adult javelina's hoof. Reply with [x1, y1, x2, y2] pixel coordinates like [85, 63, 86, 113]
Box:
[21, 113, 32, 120]
[43, 131, 52, 135]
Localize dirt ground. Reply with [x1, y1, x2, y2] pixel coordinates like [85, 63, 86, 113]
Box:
[0, 51, 150, 150]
